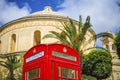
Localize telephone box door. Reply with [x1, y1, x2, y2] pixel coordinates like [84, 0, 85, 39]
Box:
[48, 44, 81, 80]
[24, 62, 43, 80]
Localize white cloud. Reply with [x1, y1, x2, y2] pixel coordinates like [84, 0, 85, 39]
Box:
[57, 0, 120, 33]
[0, 0, 31, 26]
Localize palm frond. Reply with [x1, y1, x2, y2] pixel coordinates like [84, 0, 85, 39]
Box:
[79, 16, 91, 44]
[62, 22, 72, 38]
[69, 19, 77, 37]
[42, 16, 91, 53]
[13, 63, 21, 70]
[57, 23, 75, 46]
[0, 54, 21, 70]
[0, 61, 9, 69]
[42, 33, 57, 40]
[56, 27, 70, 39]
[78, 15, 83, 34]
[50, 31, 71, 46]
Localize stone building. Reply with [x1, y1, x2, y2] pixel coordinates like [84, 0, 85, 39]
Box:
[0, 6, 120, 80]
[0, 6, 95, 54]
[101, 32, 120, 80]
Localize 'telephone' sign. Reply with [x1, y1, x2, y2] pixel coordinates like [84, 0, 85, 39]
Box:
[26, 51, 44, 62]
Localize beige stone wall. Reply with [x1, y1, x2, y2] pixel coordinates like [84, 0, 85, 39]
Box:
[80, 29, 96, 54]
[101, 35, 120, 80]
[0, 19, 94, 55]
[101, 36, 118, 58]
[0, 17, 95, 54]
[0, 19, 62, 53]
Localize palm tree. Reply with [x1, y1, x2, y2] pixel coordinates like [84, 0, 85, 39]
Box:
[0, 54, 21, 80]
[43, 16, 91, 53]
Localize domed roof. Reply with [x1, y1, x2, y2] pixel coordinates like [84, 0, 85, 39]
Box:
[0, 6, 68, 31]
[0, 6, 95, 35]
[27, 6, 66, 18]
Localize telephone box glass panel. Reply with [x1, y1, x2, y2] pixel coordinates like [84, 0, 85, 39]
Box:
[26, 51, 44, 62]
[52, 51, 76, 61]
[27, 68, 39, 80]
[58, 66, 78, 79]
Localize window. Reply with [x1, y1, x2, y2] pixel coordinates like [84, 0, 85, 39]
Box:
[27, 68, 39, 80]
[33, 30, 41, 46]
[112, 44, 116, 50]
[106, 45, 110, 51]
[58, 66, 78, 80]
[10, 34, 16, 53]
[60, 31, 66, 39]
[26, 51, 44, 62]
[52, 51, 76, 61]
[116, 73, 120, 80]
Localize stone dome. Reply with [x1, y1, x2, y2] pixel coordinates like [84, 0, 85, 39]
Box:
[0, 6, 68, 31]
[27, 6, 66, 18]
[0, 6, 95, 54]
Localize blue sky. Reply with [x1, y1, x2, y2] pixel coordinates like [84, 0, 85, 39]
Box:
[0, 0, 120, 34]
[6, 0, 64, 12]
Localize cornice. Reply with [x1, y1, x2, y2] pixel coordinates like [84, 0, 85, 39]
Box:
[0, 15, 96, 36]
[0, 15, 69, 32]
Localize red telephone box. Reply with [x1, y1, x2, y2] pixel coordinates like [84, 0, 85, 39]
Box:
[22, 44, 81, 80]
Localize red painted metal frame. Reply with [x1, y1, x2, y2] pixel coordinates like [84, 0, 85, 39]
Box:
[22, 44, 81, 80]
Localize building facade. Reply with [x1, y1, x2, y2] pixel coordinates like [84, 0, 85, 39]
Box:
[101, 32, 120, 80]
[0, 6, 95, 54]
[0, 6, 120, 80]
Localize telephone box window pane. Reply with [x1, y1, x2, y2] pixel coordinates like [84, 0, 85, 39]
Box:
[52, 51, 76, 61]
[27, 68, 39, 79]
[62, 67, 75, 78]
[58, 67, 61, 76]
[76, 71, 78, 79]
[26, 51, 44, 62]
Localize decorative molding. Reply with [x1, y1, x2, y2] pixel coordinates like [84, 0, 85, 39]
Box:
[0, 20, 63, 36]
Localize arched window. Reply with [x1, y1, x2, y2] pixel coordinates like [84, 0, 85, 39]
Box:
[10, 34, 16, 53]
[112, 44, 116, 50]
[0, 40, 1, 53]
[106, 45, 110, 51]
[116, 73, 120, 80]
[33, 30, 41, 46]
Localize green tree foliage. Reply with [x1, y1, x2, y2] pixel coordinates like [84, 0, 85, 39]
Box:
[82, 50, 112, 79]
[0, 54, 21, 80]
[15, 53, 24, 80]
[114, 31, 120, 58]
[82, 74, 97, 80]
[43, 16, 91, 53]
